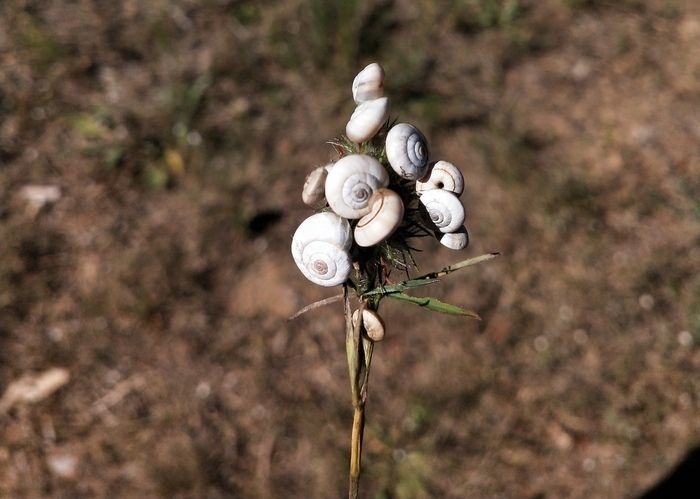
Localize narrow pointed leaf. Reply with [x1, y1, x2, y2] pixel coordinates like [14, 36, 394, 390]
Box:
[362, 253, 499, 299]
[362, 277, 440, 297]
[387, 292, 481, 319]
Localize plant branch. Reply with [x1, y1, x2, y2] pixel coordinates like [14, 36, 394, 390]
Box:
[287, 293, 344, 321]
[362, 252, 500, 298]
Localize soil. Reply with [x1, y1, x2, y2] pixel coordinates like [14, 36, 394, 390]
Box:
[1, 0, 700, 498]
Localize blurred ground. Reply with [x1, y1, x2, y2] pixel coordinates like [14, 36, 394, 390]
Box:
[1, 0, 700, 497]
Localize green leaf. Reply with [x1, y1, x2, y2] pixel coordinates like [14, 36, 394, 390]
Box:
[361, 252, 500, 299]
[387, 292, 481, 320]
[362, 277, 440, 297]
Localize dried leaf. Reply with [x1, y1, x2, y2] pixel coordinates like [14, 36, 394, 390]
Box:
[0, 368, 70, 412]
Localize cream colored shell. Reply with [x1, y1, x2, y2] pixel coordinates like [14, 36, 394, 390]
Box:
[419, 189, 465, 233]
[291, 212, 352, 287]
[354, 188, 404, 247]
[438, 226, 469, 250]
[346, 97, 389, 143]
[352, 308, 386, 342]
[416, 161, 464, 196]
[352, 63, 385, 104]
[325, 154, 389, 219]
[302, 165, 329, 206]
[385, 123, 429, 180]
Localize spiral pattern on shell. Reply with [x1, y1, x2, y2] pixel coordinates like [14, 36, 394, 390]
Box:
[325, 154, 390, 219]
[416, 161, 464, 196]
[291, 212, 353, 287]
[385, 123, 429, 180]
[295, 240, 352, 287]
[419, 189, 465, 233]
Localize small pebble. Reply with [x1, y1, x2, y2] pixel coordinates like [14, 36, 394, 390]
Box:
[677, 330, 693, 347]
[638, 294, 654, 311]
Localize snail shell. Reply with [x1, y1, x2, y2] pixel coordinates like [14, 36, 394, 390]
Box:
[302, 165, 330, 206]
[325, 154, 389, 219]
[419, 189, 465, 233]
[438, 225, 469, 250]
[416, 161, 464, 197]
[354, 188, 404, 247]
[346, 97, 389, 143]
[352, 308, 386, 342]
[352, 63, 385, 104]
[385, 123, 429, 180]
[291, 212, 352, 287]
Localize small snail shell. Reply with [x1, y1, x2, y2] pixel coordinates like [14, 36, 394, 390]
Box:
[352, 63, 384, 104]
[354, 188, 404, 247]
[291, 212, 353, 287]
[416, 161, 464, 197]
[346, 97, 389, 143]
[302, 165, 329, 206]
[419, 189, 465, 233]
[438, 226, 469, 250]
[352, 308, 386, 342]
[385, 123, 429, 180]
[325, 154, 389, 219]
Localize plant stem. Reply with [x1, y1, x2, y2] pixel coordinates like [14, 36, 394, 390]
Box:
[349, 404, 365, 499]
[344, 284, 372, 499]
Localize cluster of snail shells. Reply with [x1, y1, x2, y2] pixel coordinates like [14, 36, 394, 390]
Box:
[294, 152, 404, 288]
[292, 62, 469, 291]
[416, 160, 469, 250]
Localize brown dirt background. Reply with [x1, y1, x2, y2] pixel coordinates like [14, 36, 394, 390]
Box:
[2, 0, 700, 497]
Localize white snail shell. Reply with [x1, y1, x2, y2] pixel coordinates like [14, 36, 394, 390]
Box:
[352, 63, 384, 104]
[416, 161, 464, 197]
[438, 226, 469, 250]
[346, 97, 389, 143]
[352, 308, 386, 342]
[419, 189, 465, 233]
[385, 123, 429, 180]
[302, 165, 330, 206]
[354, 188, 404, 247]
[325, 154, 389, 219]
[291, 212, 353, 287]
